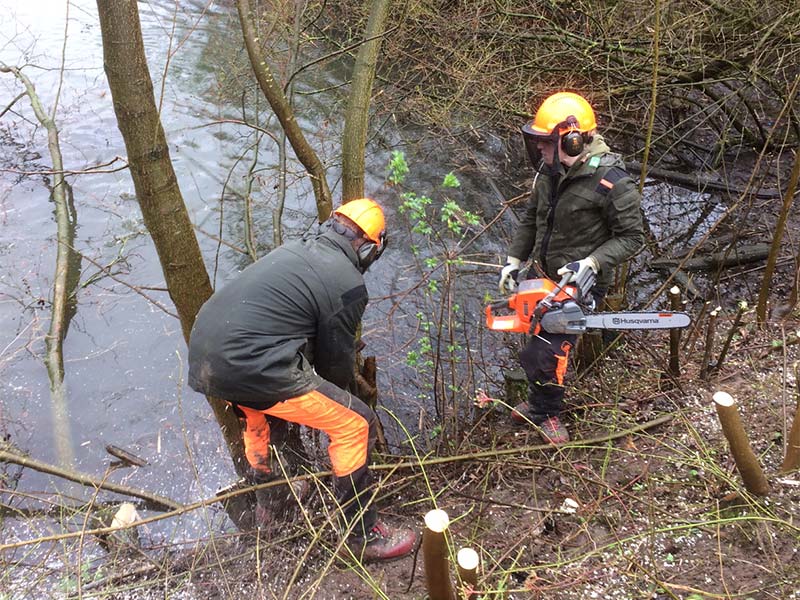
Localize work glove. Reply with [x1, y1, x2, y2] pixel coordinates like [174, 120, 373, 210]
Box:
[498, 256, 521, 293]
[557, 256, 599, 296]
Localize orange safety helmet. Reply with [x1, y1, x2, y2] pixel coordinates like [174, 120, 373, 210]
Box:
[334, 198, 386, 244]
[521, 92, 597, 161]
[525, 92, 597, 137]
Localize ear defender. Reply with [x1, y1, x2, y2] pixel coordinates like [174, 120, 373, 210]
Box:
[560, 115, 585, 157]
[356, 230, 387, 267]
[357, 241, 378, 265]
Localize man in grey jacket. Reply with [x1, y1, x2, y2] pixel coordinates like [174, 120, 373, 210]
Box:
[189, 198, 416, 562]
[498, 92, 644, 444]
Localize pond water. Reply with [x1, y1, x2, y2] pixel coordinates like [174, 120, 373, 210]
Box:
[0, 0, 723, 565]
[0, 0, 510, 534]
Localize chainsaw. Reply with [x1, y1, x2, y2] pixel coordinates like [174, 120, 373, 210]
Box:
[486, 272, 691, 335]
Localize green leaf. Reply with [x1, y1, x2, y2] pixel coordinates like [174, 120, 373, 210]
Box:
[387, 150, 409, 184]
[442, 172, 460, 188]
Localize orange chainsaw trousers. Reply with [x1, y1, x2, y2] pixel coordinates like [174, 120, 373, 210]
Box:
[234, 380, 378, 534]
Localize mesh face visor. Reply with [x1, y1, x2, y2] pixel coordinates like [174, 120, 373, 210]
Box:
[521, 122, 556, 173]
[521, 125, 542, 167]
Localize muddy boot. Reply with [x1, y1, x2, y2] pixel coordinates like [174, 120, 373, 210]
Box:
[342, 521, 418, 563]
[254, 503, 273, 529]
[511, 401, 540, 424]
[511, 406, 570, 444]
[537, 415, 569, 445]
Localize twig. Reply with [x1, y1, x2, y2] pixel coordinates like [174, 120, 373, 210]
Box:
[700, 307, 721, 380]
[0, 444, 181, 511]
[75, 248, 179, 319]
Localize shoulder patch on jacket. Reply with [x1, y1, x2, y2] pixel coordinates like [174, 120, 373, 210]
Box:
[596, 166, 630, 195]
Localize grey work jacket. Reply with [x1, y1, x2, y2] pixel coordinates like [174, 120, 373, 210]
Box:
[187, 230, 366, 409]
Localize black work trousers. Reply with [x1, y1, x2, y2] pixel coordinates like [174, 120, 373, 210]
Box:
[518, 330, 577, 419]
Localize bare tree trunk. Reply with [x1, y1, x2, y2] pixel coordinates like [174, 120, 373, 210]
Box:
[96, 0, 247, 476]
[756, 144, 800, 324]
[236, 0, 332, 221]
[341, 0, 392, 201]
[1, 64, 81, 467]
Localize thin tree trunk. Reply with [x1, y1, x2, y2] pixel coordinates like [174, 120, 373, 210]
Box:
[712, 392, 770, 496]
[341, 0, 392, 201]
[699, 307, 720, 380]
[423, 509, 455, 600]
[456, 548, 480, 600]
[0, 64, 81, 468]
[756, 145, 800, 324]
[781, 364, 800, 473]
[96, 0, 247, 476]
[667, 286, 682, 377]
[236, 0, 332, 221]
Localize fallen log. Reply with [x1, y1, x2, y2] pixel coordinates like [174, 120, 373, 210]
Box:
[627, 162, 781, 199]
[651, 243, 771, 272]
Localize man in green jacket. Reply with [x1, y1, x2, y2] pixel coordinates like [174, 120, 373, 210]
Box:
[498, 92, 644, 444]
[188, 198, 417, 562]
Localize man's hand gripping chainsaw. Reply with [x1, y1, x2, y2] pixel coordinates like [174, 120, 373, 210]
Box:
[486, 263, 691, 335]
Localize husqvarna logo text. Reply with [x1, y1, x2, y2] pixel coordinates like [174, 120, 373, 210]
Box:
[612, 316, 660, 325]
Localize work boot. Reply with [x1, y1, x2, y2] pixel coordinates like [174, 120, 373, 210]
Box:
[537, 415, 570, 445]
[511, 405, 570, 445]
[342, 521, 418, 563]
[511, 401, 532, 424]
[254, 503, 272, 528]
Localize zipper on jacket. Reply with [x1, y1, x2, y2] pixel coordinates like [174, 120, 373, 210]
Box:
[539, 173, 560, 273]
[538, 164, 599, 273]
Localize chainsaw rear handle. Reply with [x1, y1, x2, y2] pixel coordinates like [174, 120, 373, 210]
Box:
[485, 300, 522, 332]
[488, 299, 510, 311]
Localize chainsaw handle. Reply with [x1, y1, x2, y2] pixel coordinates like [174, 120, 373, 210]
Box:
[535, 272, 573, 313]
[488, 300, 509, 311]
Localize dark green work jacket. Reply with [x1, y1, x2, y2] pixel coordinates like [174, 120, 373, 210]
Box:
[508, 135, 644, 289]
[187, 230, 366, 409]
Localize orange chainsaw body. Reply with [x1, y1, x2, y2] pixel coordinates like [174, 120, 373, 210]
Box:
[486, 278, 577, 334]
